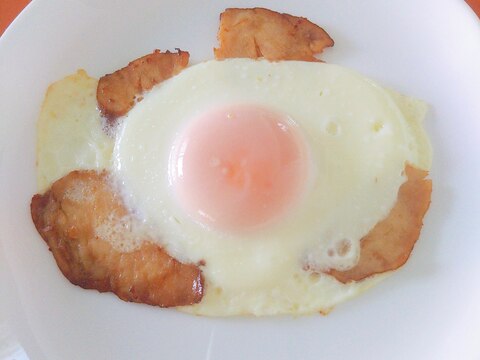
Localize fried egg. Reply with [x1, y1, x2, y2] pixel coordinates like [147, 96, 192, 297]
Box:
[37, 59, 432, 316]
[36, 70, 113, 193]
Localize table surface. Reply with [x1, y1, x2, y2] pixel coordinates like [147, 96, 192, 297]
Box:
[1, 0, 479, 35]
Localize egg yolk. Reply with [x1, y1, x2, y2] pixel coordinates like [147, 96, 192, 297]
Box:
[168, 104, 308, 231]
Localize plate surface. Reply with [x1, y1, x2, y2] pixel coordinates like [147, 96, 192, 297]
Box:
[1, 0, 480, 359]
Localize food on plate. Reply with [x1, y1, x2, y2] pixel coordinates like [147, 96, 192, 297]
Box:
[114, 58, 431, 315]
[326, 165, 432, 283]
[31, 170, 204, 307]
[36, 70, 114, 193]
[214, 7, 334, 61]
[97, 49, 189, 122]
[30, 7, 432, 316]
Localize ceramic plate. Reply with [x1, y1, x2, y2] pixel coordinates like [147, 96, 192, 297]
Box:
[1, 0, 479, 359]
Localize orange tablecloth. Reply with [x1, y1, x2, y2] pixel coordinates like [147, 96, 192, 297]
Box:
[469, 0, 480, 16]
[0, 0, 30, 35]
[1, 0, 479, 35]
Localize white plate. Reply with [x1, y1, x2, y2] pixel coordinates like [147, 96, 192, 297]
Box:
[1, 0, 480, 359]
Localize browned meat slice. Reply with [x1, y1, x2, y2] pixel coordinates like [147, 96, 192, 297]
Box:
[327, 165, 432, 283]
[31, 170, 204, 307]
[97, 49, 189, 123]
[214, 8, 334, 61]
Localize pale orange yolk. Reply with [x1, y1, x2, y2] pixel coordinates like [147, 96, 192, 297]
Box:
[168, 105, 308, 231]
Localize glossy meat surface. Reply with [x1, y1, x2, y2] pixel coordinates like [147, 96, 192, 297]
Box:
[214, 8, 334, 61]
[31, 170, 204, 307]
[97, 49, 189, 123]
[327, 166, 432, 283]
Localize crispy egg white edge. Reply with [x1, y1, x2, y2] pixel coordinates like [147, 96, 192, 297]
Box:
[36, 70, 113, 193]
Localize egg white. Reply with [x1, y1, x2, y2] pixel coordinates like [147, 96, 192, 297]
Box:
[36, 70, 113, 193]
[37, 60, 432, 316]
